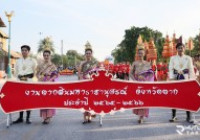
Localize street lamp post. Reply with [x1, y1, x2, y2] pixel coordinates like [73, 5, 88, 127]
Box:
[0, 42, 4, 70]
[5, 11, 14, 128]
[5, 11, 14, 78]
[61, 40, 64, 68]
[199, 29, 200, 54]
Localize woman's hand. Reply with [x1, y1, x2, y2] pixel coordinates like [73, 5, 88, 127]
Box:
[48, 78, 54, 82]
[138, 75, 145, 81]
[48, 75, 57, 82]
[38, 75, 44, 81]
[79, 74, 83, 80]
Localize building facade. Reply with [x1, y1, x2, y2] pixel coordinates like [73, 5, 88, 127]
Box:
[0, 16, 20, 77]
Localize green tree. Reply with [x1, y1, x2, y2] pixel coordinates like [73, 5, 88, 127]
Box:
[112, 26, 164, 64]
[51, 54, 62, 66]
[38, 37, 55, 53]
[192, 35, 200, 56]
[62, 55, 68, 68]
[66, 50, 78, 67]
[66, 50, 86, 67]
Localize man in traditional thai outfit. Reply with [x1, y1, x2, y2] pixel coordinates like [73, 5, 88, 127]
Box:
[13, 45, 37, 124]
[169, 42, 195, 123]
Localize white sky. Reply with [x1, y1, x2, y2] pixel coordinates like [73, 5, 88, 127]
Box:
[0, 0, 200, 61]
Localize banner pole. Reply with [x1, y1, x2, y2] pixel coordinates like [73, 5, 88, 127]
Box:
[193, 113, 200, 125]
[6, 114, 12, 128]
[99, 115, 102, 126]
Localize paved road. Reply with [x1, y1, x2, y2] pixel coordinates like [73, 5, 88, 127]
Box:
[0, 75, 200, 140]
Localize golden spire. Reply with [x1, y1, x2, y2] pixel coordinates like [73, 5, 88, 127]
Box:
[137, 35, 143, 44]
[187, 37, 194, 50]
[135, 35, 145, 60]
[137, 35, 145, 49]
[85, 41, 92, 51]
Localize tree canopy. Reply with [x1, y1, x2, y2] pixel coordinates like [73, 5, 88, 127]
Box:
[112, 26, 165, 64]
[38, 37, 55, 53]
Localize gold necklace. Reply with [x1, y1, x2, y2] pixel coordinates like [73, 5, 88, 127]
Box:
[178, 55, 183, 69]
[22, 58, 27, 70]
[137, 62, 145, 73]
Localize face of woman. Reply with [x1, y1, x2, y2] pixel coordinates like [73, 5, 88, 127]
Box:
[85, 50, 92, 60]
[43, 52, 51, 62]
[138, 49, 145, 58]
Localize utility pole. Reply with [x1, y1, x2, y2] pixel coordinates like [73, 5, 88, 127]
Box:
[5, 11, 14, 78]
[61, 40, 64, 69]
[199, 29, 200, 54]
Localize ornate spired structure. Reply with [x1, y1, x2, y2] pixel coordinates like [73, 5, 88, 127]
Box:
[144, 40, 149, 56]
[162, 35, 173, 58]
[172, 33, 177, 55]
[134, 35, 144, 61]
[146, 38, 157, 61]
[187, 38, 194, 51]
[197, 30, 200, 54]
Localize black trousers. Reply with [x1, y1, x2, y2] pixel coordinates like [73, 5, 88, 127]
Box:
[18, 73, 33, 120]
[172, 72, 191, 119]
[19, 111, 31, 119]
[172, 109, 191, 119]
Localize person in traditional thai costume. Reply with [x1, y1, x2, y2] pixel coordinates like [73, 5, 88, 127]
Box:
[36, 50, 58, 124]
[129, 47, 154, 124]
[169, 43, 196, 123]
[192, 55, 200, 124]
[78, 43, 97, 124]
[124, 61, 130, 80]
[118, 62, 125, 80]
[150, 60, 157, 81]
[13, 45, 37, 124]
[193, 54, 200, 83]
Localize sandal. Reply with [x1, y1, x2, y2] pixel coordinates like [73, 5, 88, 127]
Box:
[88, 119, 91, 123]
[138, 119, 142, 124]
[138, 118, 144, 124]
[82, 121, 88, 124]
[42, 118, 50, 124]
[42, 121, 48, 124]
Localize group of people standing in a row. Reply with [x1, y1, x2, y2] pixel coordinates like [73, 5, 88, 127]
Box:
[77, 42, 198, 124]
[12, 41, 198, 125]
[122, 42, 197, 124]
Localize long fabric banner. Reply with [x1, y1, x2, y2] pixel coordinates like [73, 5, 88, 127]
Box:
[0, 70, 200, 114]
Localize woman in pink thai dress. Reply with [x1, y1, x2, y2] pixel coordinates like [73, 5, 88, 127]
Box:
[130, 47, 154, 124]
[36, 50, 58, 124]
[78, 45, 97, 124]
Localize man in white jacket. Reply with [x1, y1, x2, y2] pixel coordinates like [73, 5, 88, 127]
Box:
[12, 45, 37, 124]
[168, 42, 195, 123]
